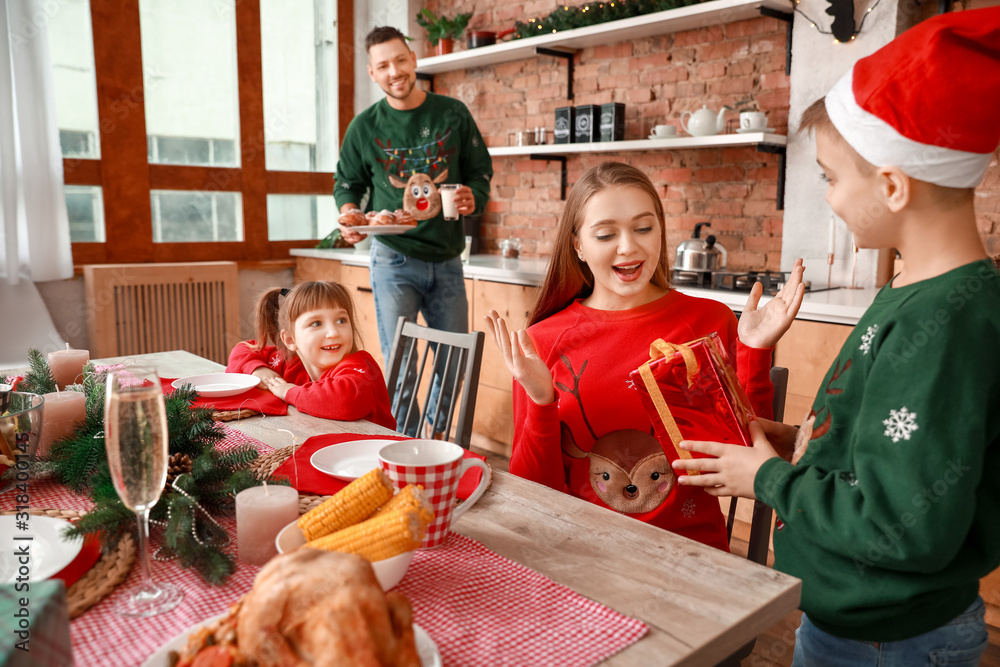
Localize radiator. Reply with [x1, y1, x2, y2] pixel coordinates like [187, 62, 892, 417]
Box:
[84, 262, 240, 365]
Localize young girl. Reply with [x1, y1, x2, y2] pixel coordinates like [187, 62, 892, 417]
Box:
[485, 162, 804, 550]
[227, 281, 396, 430]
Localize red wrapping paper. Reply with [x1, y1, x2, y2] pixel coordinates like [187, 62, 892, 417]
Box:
[630, 332, 756, 472]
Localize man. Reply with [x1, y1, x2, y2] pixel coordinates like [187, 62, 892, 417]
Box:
[335, 26, 493, 436]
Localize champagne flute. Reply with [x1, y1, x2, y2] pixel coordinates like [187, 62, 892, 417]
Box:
[104, 365, 183, 617]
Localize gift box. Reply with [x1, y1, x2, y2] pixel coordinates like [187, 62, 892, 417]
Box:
[629, 332, 756, 472]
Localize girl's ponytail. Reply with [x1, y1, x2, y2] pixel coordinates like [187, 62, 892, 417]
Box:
[250, 287, 283, 351]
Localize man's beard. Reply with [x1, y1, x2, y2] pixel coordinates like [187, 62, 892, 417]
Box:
[384, 75, 414, 101]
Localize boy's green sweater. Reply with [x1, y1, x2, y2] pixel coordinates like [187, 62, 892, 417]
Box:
[333, 93, 493, 262]
[756, 260, 1000, 642]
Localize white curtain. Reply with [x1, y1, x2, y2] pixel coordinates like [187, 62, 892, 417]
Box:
[0, 0, 73, 286]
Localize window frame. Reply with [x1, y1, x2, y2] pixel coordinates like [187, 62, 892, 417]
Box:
[65, 0, 353, 265]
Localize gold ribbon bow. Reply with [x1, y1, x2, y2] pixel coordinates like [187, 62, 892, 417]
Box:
[638, 339, 703, 467]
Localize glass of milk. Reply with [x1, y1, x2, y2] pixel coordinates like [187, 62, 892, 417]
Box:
[439, 184, 460, 221]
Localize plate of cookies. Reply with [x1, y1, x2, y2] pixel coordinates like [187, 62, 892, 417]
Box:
[340, 209, 417, 235]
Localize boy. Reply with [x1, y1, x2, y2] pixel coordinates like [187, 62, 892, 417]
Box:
[672, 8, 1000, 665]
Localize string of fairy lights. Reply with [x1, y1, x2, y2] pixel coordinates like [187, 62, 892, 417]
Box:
[379, 130, 453, 178]
[513, 0, 882, 44]
[793, 0, 884, 43]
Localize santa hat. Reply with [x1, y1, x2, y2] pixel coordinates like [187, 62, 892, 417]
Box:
[825, 7, 1000, 188]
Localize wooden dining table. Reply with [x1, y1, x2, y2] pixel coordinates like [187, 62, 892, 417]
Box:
[7, 351, 802, 666]
[94, 350, 802, 666]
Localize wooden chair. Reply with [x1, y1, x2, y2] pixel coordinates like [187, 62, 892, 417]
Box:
[717, 365, 789, 666]
[83, 262, 240, 365]
[384, 316, 484, 449]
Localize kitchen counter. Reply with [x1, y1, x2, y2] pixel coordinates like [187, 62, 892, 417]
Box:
[290, 248, 876, 326]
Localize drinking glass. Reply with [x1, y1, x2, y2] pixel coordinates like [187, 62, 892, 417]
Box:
[104, 366, 183, 617]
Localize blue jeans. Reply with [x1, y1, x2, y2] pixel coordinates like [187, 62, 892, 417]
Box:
[369, 240, 469, 436]
[791, 597, 988, 667]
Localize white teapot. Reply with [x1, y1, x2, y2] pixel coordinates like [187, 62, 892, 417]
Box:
[681, 105, 728, 137]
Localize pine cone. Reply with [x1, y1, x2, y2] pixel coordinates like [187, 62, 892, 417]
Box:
[164, 453, 193, 494]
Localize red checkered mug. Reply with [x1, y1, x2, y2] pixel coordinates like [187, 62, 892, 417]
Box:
[378, 440, 492, 548]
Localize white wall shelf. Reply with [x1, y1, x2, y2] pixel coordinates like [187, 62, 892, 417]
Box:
[416, 0, 793, 75]
[490, 133, 788, 204]
[488, 133, 787, 158]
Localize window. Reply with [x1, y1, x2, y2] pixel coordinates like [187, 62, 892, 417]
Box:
[50, 0, 353, 264]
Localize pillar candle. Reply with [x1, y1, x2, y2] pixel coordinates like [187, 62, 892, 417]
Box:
[37, 390, 86, 458]
[236, 485, 299, 566]
[47, 346, 90, 389]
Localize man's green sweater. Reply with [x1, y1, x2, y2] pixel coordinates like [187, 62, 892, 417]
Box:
[334, 93, 493, 262]
[756, 259, 1000, 642]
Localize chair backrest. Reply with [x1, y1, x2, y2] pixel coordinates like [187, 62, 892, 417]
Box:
[83, 262, 240, 365]
[384, 316, 484, 449]
[727, 365, 788, 565]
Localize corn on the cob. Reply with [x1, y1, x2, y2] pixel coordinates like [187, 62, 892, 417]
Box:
[298, 468, 394, 541]
[375, 484, 435, 527]
[306, 508, 425, 562]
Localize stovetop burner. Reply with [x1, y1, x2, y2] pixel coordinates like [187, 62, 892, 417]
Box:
[671, 269, 822, 294]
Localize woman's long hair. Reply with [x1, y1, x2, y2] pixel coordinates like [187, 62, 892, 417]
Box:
[527, 162, 671, 326]
[250, 281, 362, 359]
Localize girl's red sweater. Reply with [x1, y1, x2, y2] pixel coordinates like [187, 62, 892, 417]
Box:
[227, 342, 396, 430]
[512, 290, 774, 551]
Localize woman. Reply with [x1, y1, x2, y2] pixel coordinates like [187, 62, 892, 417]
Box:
[485, 162, 804, 549]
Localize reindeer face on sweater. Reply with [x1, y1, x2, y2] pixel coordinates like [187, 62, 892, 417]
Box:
[388, 168, 449, 221]
[562, 425, 675, 514]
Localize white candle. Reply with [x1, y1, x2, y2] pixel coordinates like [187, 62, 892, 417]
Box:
[236, 484, 299, 566]
[47, 345, 90, 389]
[38, 390, 86, 458]
[828, 214, 836, 257]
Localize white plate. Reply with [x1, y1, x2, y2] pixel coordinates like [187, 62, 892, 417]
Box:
[274, 520, 415, 590]
[141, 613, 441, 667]
[346, 225, 414, 235]
[736, 127, 777, 134]
[0, 516, 83, 584]
[172, 373, 260, 398]
[310, 439, 401, 481]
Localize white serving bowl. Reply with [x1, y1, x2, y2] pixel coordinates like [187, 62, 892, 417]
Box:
[275, 520, 414, 591]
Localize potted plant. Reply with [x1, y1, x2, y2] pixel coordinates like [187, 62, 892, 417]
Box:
[416, 9, 471, 56]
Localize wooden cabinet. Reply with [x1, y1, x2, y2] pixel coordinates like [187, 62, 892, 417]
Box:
[469, 280, 539, 453]
[773, 318, 854, 425]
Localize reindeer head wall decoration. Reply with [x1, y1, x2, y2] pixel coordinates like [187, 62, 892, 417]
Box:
[557, 355, 675, 515]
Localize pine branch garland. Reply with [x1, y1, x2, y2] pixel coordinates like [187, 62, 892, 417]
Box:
[42, 363, 285, 584]
[14, 349, 58, 395]
[514, 0, 703, 39]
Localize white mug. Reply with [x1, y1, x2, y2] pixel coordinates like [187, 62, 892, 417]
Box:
[653, 124, 677, 138]
[739, 111, 768, 130]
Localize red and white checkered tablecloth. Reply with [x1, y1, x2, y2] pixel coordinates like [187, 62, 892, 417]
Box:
[8, 426, 648, 666]
[1, 425, 275, 667]
[396, 533, 649, 667]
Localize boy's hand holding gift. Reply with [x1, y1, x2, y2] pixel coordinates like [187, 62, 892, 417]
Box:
[630, 331, 784, 499]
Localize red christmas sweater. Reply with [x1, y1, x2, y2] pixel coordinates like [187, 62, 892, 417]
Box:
[227, 342, 396, 430]
[512, 290, 774, 551]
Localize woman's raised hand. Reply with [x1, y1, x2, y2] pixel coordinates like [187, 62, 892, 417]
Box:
[737, 258, 805, 348]
[483, 310, 555, 406]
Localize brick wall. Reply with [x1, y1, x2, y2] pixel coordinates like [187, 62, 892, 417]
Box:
[417, 0, 1000, 267]
[421, 0, 790, 270]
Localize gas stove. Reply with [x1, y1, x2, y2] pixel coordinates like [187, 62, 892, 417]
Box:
[672, 269, 823, 294]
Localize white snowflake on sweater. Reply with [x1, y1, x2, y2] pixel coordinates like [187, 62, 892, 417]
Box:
[882, 407, 918, 443]
[421, 127, 430, 138]
[472, 136, 479, 147]
[859, 324, 879, 354]
[681, 498, 696, 519]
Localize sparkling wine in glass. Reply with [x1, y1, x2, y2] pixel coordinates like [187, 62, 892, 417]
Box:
[105, 365, 183, 617]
